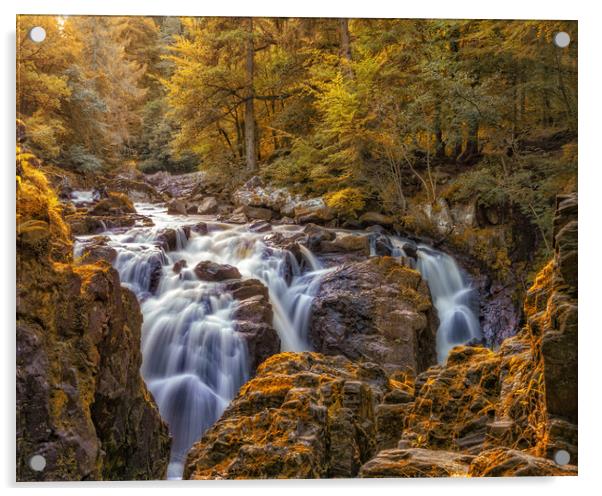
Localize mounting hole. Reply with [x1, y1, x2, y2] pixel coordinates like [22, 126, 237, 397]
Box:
[28, 26, 46, 43]
[554, 449, 571, 465]
[553, 32, 570, 48]
[28, 454, 46, 472]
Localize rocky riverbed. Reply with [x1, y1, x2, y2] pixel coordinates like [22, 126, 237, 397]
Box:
[17, 161, 578, 480]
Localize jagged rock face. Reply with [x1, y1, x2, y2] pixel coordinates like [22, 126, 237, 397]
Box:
[397, 341, 545, 456]
[184, 352, 393, 479]
[540, 193, 577, 423]
[16, 151, 170, 481]
[309, 257, 438, 374]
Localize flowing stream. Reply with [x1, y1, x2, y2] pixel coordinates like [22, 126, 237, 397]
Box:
[72, 193, 481, 478]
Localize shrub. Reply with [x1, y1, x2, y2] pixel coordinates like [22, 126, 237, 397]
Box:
[324, 187, 367, 218]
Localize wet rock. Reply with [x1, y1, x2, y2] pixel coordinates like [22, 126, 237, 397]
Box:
[188, 222, 208, 235]
[173, 259, 187, 274]
[194, 261, 241, 282]
[184, 352, 390, 479]
[155, 227, 181, 252]
[274, 216, 295, 225]
[66, 212, 138, 235]
[148, 255, 164, 294]
[247, 219, 272, 233]
[242, 205, 274, 221]
[402, 240, 418, 259]
[302, 223, 335, 251]
[320, 233, 370, 254]
[359, 212, 395, 228]
[468, 448, 577, 476]
[226, 212, 248, 224]
[309, 257, 438, 374]
[294, 198, 335, 224]
[369, 233, 393, 257]
[224, 278, 269, 301]
[167, 199, 188, 215]
[226, 277, 279, 373]
[197, 196, 218, 215]
[360, 448, 474, 478]
[545, 417, 578, 465]
[375, 403, 413, 451]
[480, 280, 520, 348]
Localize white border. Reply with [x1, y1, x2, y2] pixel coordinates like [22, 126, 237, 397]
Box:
[3, 1, 600, 495]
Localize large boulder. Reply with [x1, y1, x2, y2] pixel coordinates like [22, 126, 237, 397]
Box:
[309, 257, 438, 374]
[359, 212, 395, 228]
[194, 261, 241, 282]
[294, 198, 335, 224]
[184, 352, 392, 479]
[196, 196, 219, 215]
[242, 205, 274, 221]
[319, 233, 370, 254]
[166, 199, 188, 215]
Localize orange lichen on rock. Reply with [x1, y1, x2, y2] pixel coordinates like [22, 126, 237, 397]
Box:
[184, 352, 390, 479]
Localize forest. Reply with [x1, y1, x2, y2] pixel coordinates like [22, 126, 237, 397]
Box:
[16, 15, 578, 481]
[18, 16, 576, 260]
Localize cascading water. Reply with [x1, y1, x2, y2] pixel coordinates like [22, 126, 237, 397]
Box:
[390, 238, 481, 363]
[75, 202, 328, 478]
[74, 196, 480, 478]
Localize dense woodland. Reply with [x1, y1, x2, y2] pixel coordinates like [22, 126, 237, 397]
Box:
[17, 16, 577, 260]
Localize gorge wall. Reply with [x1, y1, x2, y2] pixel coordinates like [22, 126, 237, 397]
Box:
[16, 148, 170, 481]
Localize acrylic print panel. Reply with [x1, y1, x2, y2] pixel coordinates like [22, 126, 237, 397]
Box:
[16, 15, 577, 481]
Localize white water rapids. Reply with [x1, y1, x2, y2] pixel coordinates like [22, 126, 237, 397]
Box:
[72, 193, 481, 478]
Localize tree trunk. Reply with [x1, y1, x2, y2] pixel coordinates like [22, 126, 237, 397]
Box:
[244, 17, 257, 172]
[434, 100, 446, 159]
[339, 18, 353, 77]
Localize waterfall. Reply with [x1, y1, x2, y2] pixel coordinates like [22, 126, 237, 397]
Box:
[391, 237, 481, 363]
[73, 196, 480, 478]
[75, 202, 327, 478]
